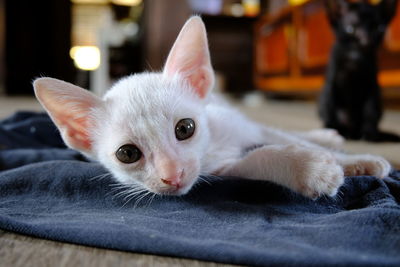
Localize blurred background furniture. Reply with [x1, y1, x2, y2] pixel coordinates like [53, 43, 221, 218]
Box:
[3, 0, 75, 95]
[1, 0, 263, 96]
[254, 0, 400, 100]
[1, 0, 399, 100]
[1, 1, 399, 266]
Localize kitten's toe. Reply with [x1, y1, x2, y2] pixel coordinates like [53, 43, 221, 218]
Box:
[314, 163, 344, 197]
[342, 155, 391, 178]
[293, 149, 344, 199]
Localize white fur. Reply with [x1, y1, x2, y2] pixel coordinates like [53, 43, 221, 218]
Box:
[33, 16, 392, 199]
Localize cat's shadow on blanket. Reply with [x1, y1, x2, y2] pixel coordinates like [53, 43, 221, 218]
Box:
[107, 174, 393, 213]
[106, 176, 336, 211]
[105, 177, 292, 207]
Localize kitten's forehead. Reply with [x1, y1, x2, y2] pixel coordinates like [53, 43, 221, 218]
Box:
[104, 73, 197, 112]
[100, 72, 203, 145]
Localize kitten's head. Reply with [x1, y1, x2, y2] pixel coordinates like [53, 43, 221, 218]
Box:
[33, 16, 214, 196]
[325, 0, 398, 49]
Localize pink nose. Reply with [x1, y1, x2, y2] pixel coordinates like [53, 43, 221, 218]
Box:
[161, 178, 181, 187]
[161, 170, 184, 188]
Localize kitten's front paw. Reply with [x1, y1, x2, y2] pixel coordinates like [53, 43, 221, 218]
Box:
[288, 146, 344, 198]
[341, 154, 391, 178]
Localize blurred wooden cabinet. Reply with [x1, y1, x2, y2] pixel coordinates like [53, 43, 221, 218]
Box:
[204, 15, 256, 94]
[254, 0, 400, 96]
[142, 0, 255, 94]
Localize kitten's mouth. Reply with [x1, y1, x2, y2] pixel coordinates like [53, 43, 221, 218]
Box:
[149, 163, 200, 196]
[160, 169, 185, 188]
[159, 182, 191, 196]
[156, 169, 192, 195]
[157, 179, 195, 196]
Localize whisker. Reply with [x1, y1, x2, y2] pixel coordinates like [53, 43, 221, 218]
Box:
[200, 173, 223, 181]
[198, 176, 212, 186]
[107, 183, 131, 197]
[109, 183, 143, 194]
[110, 189, 129, 200]
[122, 189, 147, 201]
[114, 189, 136, 199]
[121, 195, 135, 208]
[109, 183, 137, 189]
[134, 192, 152, 208]
[89, 173, 112, 181]
[145, 192, 158, 207]
[335, 191, 345, 202]
[328, 190, 344, 204]
[108, 182, 147, 202]
[106, 181, 157, 209]
[121, 190, 147, 208]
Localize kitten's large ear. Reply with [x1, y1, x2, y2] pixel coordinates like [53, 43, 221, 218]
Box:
[324, 0, 349, 27]
[163, 16, 214, 99]
[378, 0, 398, 24]
[33, 77, 102, 154]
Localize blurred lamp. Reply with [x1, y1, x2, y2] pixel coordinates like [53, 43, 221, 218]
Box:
[243, 0, 260, 17]
[231, 3, 245, 17]
[289, 0, 308, 6]
[111, 0, 142, 6]
[71, 0, 109, 3]
[70, 46, 101, 71]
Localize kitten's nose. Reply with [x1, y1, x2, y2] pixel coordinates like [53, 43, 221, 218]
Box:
[161, 169, 184, 188]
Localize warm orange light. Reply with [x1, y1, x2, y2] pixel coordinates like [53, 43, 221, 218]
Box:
[370, 0, 382, 4]
[289, 0, 309, 6]
[242, 0, 260, 17]
[71, 0, 142, 5]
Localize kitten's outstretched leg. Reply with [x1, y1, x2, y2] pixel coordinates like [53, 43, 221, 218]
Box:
[220, 144, 344, 199]
[335, 153, 391, 178]
[293, 129, 345, 149]
[260, 126, 391, 178]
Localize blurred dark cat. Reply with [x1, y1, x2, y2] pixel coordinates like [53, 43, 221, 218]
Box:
[319, 0, 399, 141]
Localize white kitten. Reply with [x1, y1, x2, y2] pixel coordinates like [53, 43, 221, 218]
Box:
[33, 16, 391, 199]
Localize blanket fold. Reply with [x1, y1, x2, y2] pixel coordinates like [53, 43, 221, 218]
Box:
[0, 112, 399, 266]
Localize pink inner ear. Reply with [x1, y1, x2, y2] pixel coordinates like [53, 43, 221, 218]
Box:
[163, 16, 214, 99]
[34, 77, 101, 153]
[59, 114, 92, 150]
[41, 93, 96, 152]
[166, 41, 214, 99]
[187, 67, 212, 99]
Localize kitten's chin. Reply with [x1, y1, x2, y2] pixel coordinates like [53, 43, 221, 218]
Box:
[150, 166, 200, 196]
[148, 177, 197, 196]
[153, 184, 193, 196]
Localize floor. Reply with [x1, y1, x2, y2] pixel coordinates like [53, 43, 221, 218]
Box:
[0, 229, 232, 267]
[233, 94, 400, 169]
[0, 94, 399, 266]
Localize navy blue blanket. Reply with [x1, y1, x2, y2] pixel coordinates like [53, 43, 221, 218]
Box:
[1, 112, 400, 266]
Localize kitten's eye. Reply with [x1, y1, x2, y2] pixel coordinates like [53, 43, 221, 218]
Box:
[116, 144, 142, 164]
[175, 118, 195, 141]
[345, 25, 355, 35]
